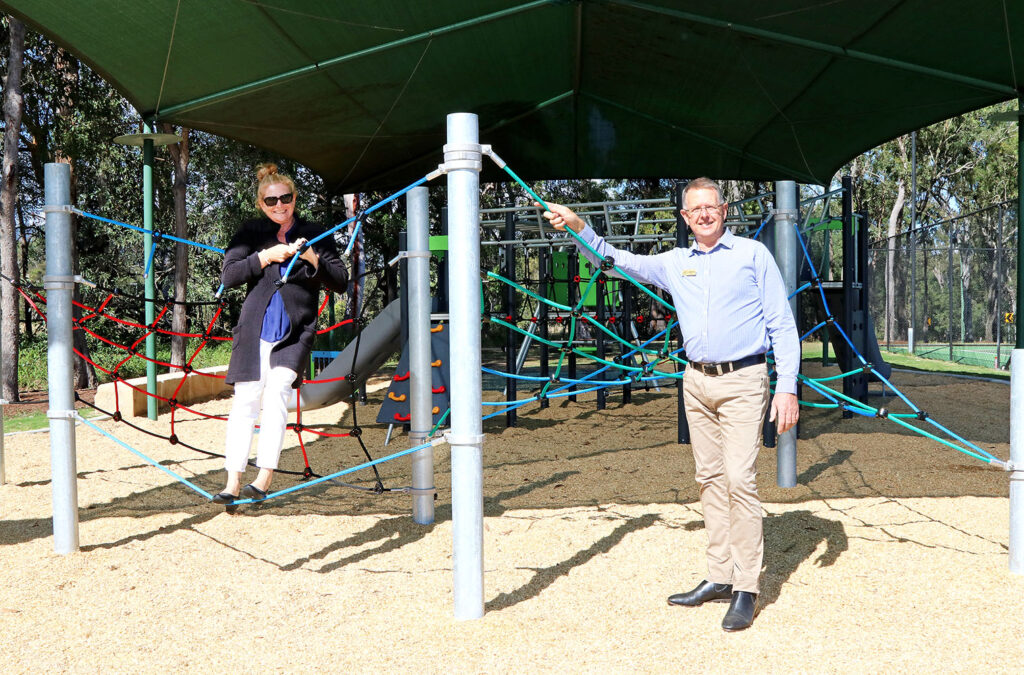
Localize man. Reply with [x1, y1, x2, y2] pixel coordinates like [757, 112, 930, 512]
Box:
[542, 177, 800, 632]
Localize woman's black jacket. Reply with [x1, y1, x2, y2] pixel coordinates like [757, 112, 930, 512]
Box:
[221, 216, 348, 387]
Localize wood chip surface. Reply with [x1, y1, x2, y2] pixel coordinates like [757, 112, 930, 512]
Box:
[1, 367, 1021, 673]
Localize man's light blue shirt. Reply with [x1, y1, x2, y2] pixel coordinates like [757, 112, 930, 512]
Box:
[576, 225, 800, 394]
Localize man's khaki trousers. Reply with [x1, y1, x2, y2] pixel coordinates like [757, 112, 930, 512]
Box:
[682, 362, 770, 594]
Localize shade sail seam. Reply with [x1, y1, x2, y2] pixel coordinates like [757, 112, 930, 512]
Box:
[334, 89, 577, 192]
[601, 0, 1018, 97]
[1001, 0, 1019, 90]
[153, 0, 182, 116]
[337, 40, 433, 186]
[580, 91, 820, 183]
[151, 0, 554, 120]
[249, 0, 387, 132]
[734, 35, 829, 184]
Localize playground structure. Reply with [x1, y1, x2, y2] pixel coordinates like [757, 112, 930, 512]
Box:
[0, 114, 1017, 624]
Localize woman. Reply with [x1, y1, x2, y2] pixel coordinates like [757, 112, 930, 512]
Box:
[213, 163, 348, 506]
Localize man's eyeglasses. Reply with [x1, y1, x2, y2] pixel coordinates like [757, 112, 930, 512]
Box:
[262, 193, 294, 207]
[681, 203, 725, 217]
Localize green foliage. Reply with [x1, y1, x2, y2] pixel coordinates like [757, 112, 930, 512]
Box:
[16, 328, 233, 390]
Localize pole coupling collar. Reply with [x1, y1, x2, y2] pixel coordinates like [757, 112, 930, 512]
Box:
[441, 141, 484, 172]
[445, 431, 485, 446]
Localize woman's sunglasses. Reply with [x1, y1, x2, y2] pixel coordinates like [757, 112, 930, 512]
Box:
[262, 193, 294, 207]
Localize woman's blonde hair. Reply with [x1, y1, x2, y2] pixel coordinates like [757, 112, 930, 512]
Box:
[255, 163, 297, 208]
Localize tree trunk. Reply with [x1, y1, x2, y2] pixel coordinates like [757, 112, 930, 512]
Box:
[16, 198, 30, 337]
[343, 193, 362, 321]
[162, 125, 190, 371]
[884, 180, 906, 344]
[1, 18, 26, 402]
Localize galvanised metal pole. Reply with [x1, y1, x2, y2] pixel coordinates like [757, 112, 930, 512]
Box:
[44, 162, 79, 553]
[446, 113, 484, 618]
[143, 126, 158, 420]
[407, 186, 434, 525]
[774, 181, 798, 488]
[909, 131, 917, 355]
[1009, 96, 1024, 575]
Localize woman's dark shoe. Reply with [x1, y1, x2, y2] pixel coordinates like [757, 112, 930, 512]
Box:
[212, 492, 238, 505]
[240, 483, 268, 501]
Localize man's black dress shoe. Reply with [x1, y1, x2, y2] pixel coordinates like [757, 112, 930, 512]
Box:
[212, 492, 237, 505]
[722, 591, 758, 631]
[240, 483, 268, 501]
[667, 580, 734, 607]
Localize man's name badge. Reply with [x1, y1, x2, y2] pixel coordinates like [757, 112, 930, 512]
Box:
[682, 269, 697, 277]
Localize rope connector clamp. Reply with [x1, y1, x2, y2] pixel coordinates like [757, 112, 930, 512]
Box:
[46, 409, 76, 420]
[387, 250, 432, 267]
[43, 274, 96, 290]
[40, 204, 76, 214]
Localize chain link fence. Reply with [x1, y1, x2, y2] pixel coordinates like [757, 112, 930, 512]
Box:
[869, 202, 1018, 370]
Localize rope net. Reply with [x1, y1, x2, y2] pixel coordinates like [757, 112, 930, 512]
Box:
[9, 151, 1009, 509]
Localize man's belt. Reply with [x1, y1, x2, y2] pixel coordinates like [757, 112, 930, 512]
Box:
[689, 353, 766, 377]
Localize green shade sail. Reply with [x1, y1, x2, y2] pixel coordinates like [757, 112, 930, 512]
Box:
[2, 0, 1022, 190]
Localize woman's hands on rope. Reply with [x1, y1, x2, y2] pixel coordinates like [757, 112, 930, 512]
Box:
[257, 237, 319, 270]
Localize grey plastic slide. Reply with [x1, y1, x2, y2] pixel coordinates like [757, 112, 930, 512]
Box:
[819, 289, 892, 380]
[289, 299, 402, 411]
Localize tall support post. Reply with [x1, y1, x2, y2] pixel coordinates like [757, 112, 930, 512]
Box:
[538, 248, 550, 409]
[1009, 96, 1024, 575]
[143, 126, 158, 420]
[840, 176, 864, 417]
[567, 249, 578, 402]
[948, 220, 955, 362]
[674, 180, 691, 444]
[44, 162, 79, 554]
[621, 281, 633, 404]
[774, 181, 799, 488]
[407, 186, 435, 525]
[503, 204, 517, 425]
[596, 268, 607, 410]
[445, 113, 484, 619]
[997, 206, 1004, 368]
[909, 131, 917, 355]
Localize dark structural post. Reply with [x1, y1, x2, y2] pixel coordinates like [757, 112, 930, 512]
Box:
[439, 207, 450, 313]
[503, 203, 517, 427]
[593, 215, 607, 410]
[539, 245, 550, 409]
[621, 277, 633, 405]
[674, 180, 691, 444]
[568, 249, 579, 402]
[841, 176, 867, 417]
